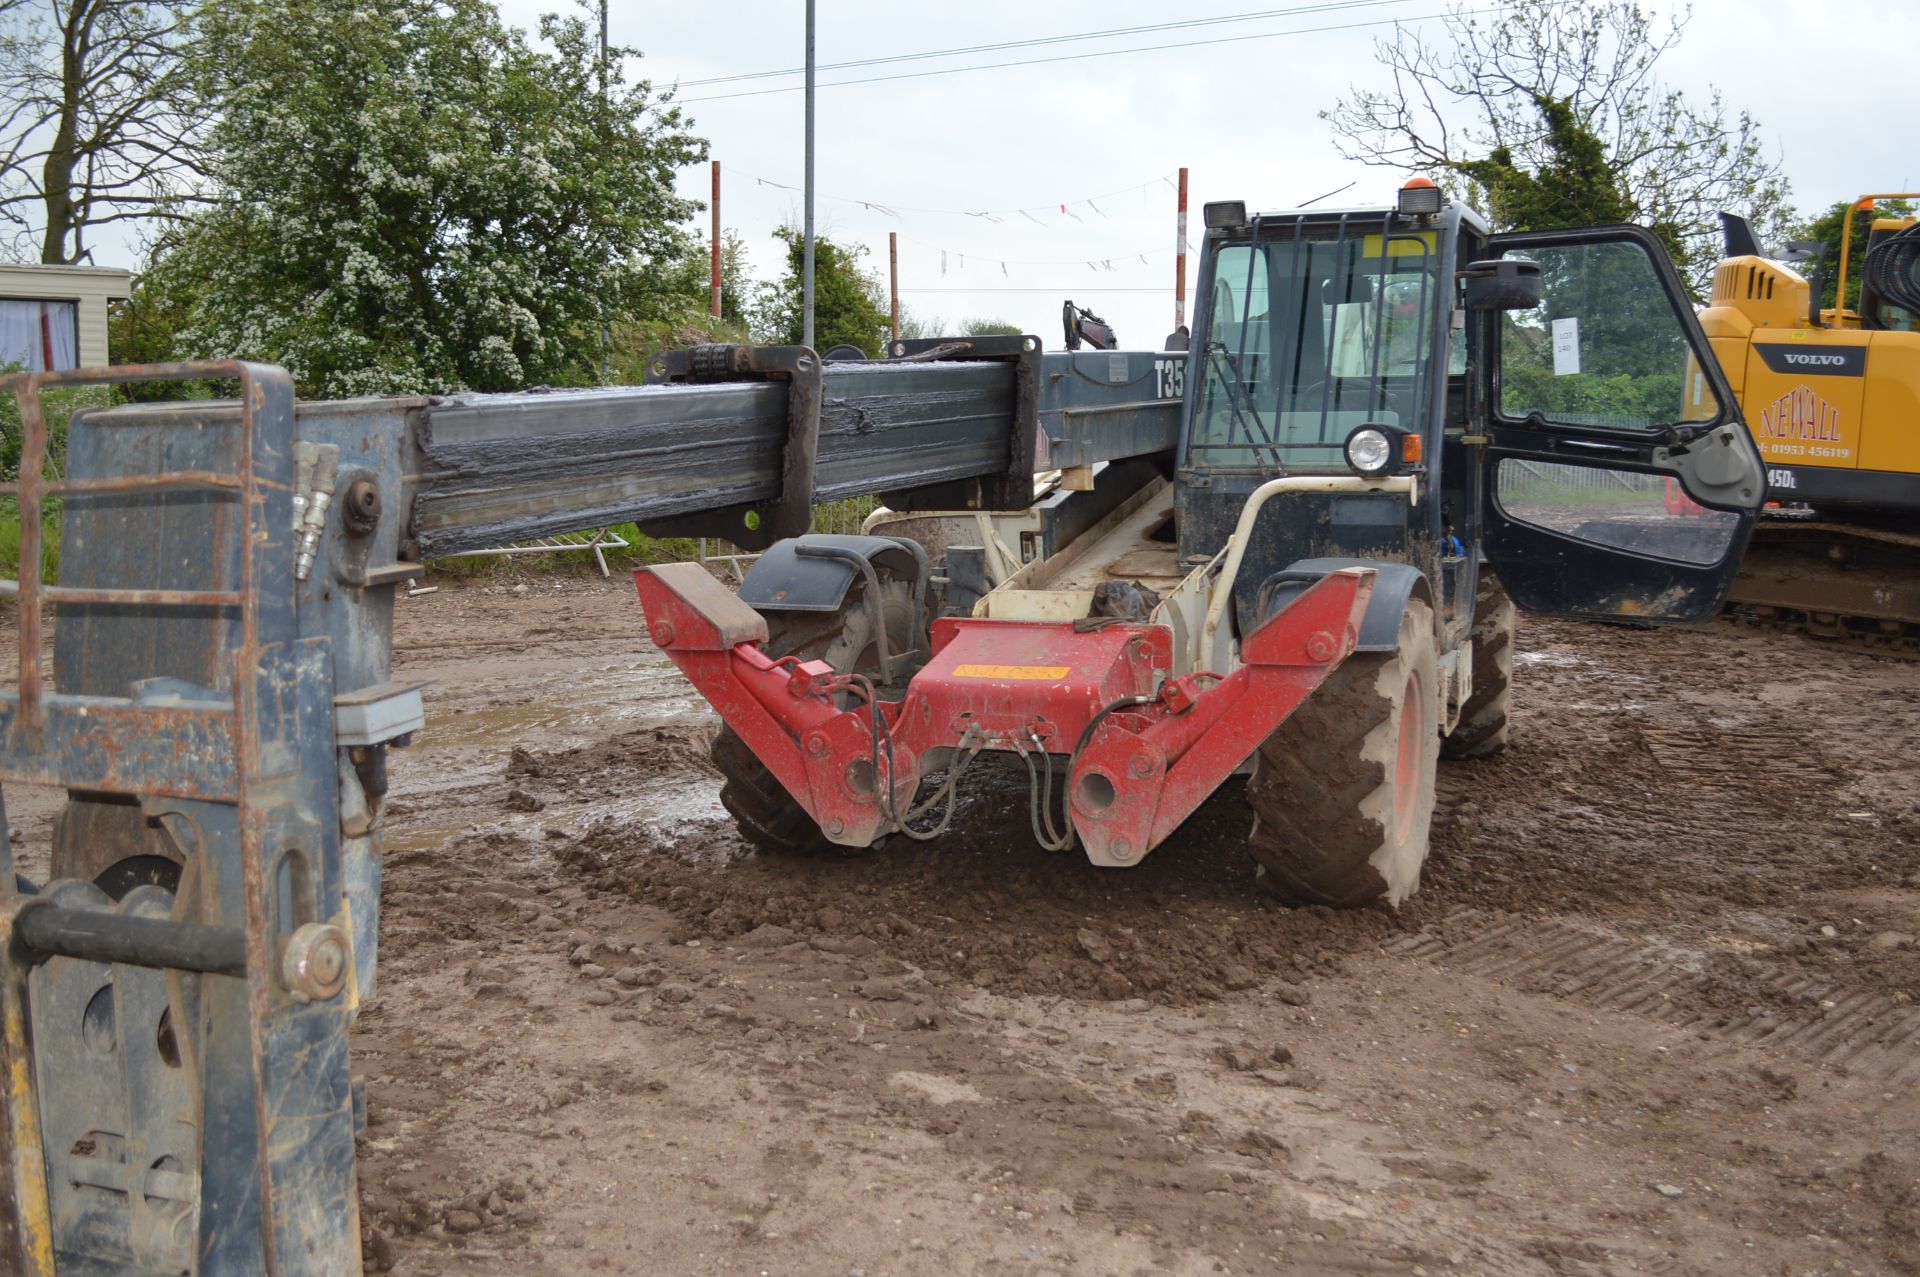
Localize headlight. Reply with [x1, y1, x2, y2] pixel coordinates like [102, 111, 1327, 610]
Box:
[1345, 427, 1393, 476]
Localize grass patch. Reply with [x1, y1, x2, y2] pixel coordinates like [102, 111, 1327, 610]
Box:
[0, 500, 59, 585]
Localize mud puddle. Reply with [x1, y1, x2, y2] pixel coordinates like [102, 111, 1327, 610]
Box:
[419, 660, 702, 749]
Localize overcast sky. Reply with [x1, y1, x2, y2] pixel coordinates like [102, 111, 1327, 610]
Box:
[78, 0, 1916, 353]
[500, 0, 1911, 349]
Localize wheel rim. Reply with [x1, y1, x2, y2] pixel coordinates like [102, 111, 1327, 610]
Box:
[1391, 669, 1425, 842]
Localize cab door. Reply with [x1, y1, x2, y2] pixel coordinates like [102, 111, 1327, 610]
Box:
[1478, 225, 1764, 623]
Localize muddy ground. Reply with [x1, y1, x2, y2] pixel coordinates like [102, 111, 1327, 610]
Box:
[10, 572, 1920, 1275]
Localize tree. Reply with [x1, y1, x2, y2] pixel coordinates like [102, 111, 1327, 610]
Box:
[1454, 95, 1636, 235]
[157, 0, 704, 397]
[659, 228, 752, 329]
[1792, 197, 1917, 311]
[894, 308, 944, 341]
[0, 0, 209, 263]
[752, 227, 891, 358]
[1325, 0, 1790, 288]
[960, 318, 1022, 337]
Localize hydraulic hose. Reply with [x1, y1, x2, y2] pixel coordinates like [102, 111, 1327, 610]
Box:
[1863, 224, 1920, 317]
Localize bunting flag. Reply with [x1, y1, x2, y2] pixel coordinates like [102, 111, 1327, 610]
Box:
[732, 169, 1173, 221]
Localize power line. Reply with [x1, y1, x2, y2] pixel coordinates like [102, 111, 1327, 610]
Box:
[680, 7, 1507, 104]
[675, 0, 1417, 87]
[907, 287, 1189, 294]
[738, 168, 1175, 220]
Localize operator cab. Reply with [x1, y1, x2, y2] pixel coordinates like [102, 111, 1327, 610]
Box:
[1177, 179, 1767, 650]
[1176, 183, 1494, 652]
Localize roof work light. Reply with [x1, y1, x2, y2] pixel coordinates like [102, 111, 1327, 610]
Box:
[1203, 200, 1247, 231]
[1397, 176, 1444, 217]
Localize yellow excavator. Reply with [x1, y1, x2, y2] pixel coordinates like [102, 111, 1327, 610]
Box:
[1697, 194, 1920, 654]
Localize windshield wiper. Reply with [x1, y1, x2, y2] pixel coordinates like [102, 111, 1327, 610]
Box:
[1204, 341, 1283, 475]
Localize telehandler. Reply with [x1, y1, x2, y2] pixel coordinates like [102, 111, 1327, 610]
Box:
[637, 178, 1767, 906]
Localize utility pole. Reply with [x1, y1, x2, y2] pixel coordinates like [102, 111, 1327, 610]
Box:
[1174, 167, 1189, 333]
[802, 0, 816, 349]
[889, 231, 899, 344]
[710, 160, 723, 320]
[598, 0, 611, 382]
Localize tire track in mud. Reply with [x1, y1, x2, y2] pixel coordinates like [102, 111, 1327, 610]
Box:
[1385, 910, 1920, 1085]
[351, 581, 1920, 1276]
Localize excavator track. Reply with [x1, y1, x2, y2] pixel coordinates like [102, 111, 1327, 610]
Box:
[1723, 518, 1920, 659]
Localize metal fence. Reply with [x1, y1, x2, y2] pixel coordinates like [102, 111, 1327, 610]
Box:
[697, 495, 881, 582]
[1499, 458, 1665, 501]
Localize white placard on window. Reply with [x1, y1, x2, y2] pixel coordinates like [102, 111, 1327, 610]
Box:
[1551, 317, 1581, 376]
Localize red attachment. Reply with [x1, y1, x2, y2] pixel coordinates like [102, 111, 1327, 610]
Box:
[1662, 477, 1708, 517]
[634, 562, 1374, 866]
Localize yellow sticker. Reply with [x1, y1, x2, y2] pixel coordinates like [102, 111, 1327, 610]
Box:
[951, 663, 1071, 681]
[1361, 230, 1437, 259]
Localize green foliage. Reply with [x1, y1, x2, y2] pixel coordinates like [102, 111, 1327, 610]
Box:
[1455, 95, 1638, 234]
[659, 230, 753, 328]
[752, 227, 892, 358]
[1326, 0, 1791, 291]
[0, 383, 108, 485]
[0, 501, 62, 584]
[960, 318, 1023, 337]
[104, 261, 218, 402]
[1792, 198, 1918, 311]
[152, 0, 705, 397]
[605, 228, 756, 382]
[0, 382, 106, 585]
[1503, 361, 1683, 426]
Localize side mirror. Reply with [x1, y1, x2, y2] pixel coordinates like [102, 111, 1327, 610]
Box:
[1460, 258, 1543, 311]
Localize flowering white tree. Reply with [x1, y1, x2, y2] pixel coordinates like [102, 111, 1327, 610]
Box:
[153, 0, 704, 396]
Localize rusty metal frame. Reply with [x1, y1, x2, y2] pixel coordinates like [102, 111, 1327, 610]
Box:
[0, 363, 265, 737]
[0, 361, 363, 1275]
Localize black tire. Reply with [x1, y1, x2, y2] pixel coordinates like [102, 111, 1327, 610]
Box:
[52, 794, 184, 898]
[710, 575, 917, 856]
[1246, 599, 1440, 908]
[1441, 569, 1516, 760]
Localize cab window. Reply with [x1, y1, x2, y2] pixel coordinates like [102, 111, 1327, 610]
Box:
[1497, 238, 1723, 431]
[1192, 227, 1441, 471]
